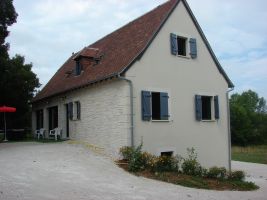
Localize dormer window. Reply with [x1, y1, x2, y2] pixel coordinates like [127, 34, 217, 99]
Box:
[75, 61, 82, 76]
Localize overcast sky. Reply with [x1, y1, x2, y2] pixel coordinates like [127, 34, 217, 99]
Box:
[6, 0, 267, 99]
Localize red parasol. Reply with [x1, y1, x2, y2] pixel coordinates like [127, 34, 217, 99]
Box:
[0, 106, 16, 142]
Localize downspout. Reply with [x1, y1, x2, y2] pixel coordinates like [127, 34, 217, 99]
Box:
[117, 74, 134, 147]
[226, 87, 234, 172]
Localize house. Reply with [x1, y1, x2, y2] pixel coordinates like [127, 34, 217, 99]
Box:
[32, 0, 234, 169]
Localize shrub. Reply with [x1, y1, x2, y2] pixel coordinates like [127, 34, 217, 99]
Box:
[120, 146, 134, 160]
[181, 148, 203, 176]
[128, 143, 146, 172]
[153, 155, 179, 172]
[207, 167, 227, 179]
[229, 170, 245, 181]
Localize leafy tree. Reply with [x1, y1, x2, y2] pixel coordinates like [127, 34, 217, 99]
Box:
[230, 90, 267, 146]
[0, 0, 18, 58]
[0, 0, 40, 130]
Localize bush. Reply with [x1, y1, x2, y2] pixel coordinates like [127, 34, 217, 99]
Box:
[229, 170, 245, 181]
[207, 167, 227, 179]
[120, 146, 134, 160]
[153, 155, 180, 172]
[128, 143, 146, 172]
[181, 148, 203, 176]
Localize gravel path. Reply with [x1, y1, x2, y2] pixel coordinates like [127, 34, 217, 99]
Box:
[0, 142, 266, 200]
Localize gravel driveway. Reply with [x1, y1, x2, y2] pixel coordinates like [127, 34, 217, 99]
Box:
[0, 142, 266, 200]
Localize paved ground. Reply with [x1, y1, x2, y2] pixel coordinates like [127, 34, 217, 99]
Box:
[0, 142, 266, 200]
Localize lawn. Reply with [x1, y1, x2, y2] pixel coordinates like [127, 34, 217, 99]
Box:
[232, 145, 267, 164]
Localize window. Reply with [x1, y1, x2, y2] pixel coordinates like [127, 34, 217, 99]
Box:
[161, 151, 173, 157]
[142, 91, 169, 121]
[152, 92, 161, 120]
[195, 95, 219, 121]
[170, 33, 197, 58]
[68, 101, 81, 120]
[177, 36, 187, 56]
[201, 96, 212, 120]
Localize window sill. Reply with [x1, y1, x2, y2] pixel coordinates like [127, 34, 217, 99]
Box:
[201, 119, 216, 122]
[177, 55, 190, 59]
[151, 120, 170, 122]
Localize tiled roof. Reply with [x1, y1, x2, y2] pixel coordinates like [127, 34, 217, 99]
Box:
[32, 0, 233, 102]
[33, 0, 178, 102]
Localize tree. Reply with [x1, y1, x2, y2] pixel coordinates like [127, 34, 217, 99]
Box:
[0, 55, 40, 128]
[230, 90, 267, 146]
[0, 0, 40, 129]
[0, 0, 18, 58]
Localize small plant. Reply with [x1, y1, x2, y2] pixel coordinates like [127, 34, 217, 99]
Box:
[181, 148, 203, 176]
[207, 167, 227, 179]
[128, 143, 146, 172]
[228, 170, 245, 181]
[120, 146, 134, 160]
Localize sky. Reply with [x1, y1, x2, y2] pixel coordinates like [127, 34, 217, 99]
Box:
[6, 0, 267, 99]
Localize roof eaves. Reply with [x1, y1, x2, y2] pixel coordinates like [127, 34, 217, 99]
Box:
[31, 72, 119, 104]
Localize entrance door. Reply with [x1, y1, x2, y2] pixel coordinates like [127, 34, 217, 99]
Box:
[65, 104, 69, 138]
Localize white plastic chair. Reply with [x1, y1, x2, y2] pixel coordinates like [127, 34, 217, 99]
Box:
[35, 128, 46, 139]
[49, 128, 62, 141]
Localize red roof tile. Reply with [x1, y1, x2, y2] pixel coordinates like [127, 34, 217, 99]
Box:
[33, 0, 178, 102]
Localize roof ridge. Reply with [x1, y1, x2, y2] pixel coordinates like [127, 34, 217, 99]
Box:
[88, 0, 178, 48]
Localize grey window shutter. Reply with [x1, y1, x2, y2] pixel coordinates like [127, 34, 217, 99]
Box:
[141, 91, 151, 121]
[214, 95, 219, 119]
[189, 38, 197, 58]
[160, 92, 169, 120]
[170, 33, 178, 55]
[76, 101, 81, 119]
[195, 95, 202, 121]
[68, 102, 73, 120]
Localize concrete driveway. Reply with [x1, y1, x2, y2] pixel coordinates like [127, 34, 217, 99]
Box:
[0, 142, 266, 200]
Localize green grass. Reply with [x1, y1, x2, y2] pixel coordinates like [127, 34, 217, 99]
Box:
[232, 145, 267, 164]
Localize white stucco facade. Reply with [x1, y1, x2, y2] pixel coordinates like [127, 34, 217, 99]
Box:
[125, 1, 230, 168]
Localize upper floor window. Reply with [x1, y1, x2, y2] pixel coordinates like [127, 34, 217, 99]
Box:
[170, 33, 197, 59]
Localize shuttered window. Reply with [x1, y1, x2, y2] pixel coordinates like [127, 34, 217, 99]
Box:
[142, 91, 169, 121]
[170, 33, 197, 59]
[195, 95, 220, 121]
